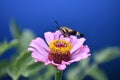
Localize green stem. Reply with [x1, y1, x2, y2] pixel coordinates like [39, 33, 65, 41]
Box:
[55, 69, 62, 80]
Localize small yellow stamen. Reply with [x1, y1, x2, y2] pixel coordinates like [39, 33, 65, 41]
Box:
[49, 40, 72, 53]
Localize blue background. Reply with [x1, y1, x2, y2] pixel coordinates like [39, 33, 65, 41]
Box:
[0, 0, 120, 80]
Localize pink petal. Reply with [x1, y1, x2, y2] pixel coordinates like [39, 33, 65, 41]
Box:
[36, 38, 49, 50]
[31, 51, 48, 63]
[29, 38, 49, 56]
[44, 32, 54, 44]
[45, 60, 59, 66]
[44, 60, 53, 65]
[45, 60, 68, 70]
[57, 64, 66, 70]
[56, 61, 70, 70]
[70, 45, 90, 63]
[69, 35, 77, 45]
[54, 30, 62, 40]
[70, 38, 86, 53]
[61, 61, 71, 65]
[28, 47, 35, 52]
[60, 36, 70, 42]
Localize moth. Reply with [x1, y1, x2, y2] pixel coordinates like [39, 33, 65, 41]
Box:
[54, 20, 84, 38]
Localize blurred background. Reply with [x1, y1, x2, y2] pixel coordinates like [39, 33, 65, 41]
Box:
[0, 0, 120, 80]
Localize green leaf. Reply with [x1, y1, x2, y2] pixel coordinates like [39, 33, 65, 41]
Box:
[79, 58, 90, 69]
[7, 51, 33, 80]
[44, 65, 55, 80]
[10, 19, 21, 39]
[27, 65, 54, 80]
[66, 64, 82, 80]
[0, 39, 18, 55]
[66, 58, 90, 80]
[94, 47, 120, 64]
[22, 62, 43, 77]
[18, 29, 35, 52]
[0, 61, 9, 77]
[87, 64, 108, 80]
[0, 40, 8, 55]
[10, 19, 35, 52]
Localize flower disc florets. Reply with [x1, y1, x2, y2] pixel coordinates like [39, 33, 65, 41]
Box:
[49, 40, 72, 53]
[48, 40, 72, 64]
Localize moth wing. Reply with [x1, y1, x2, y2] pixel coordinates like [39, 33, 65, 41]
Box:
[63, 27, 73, 32]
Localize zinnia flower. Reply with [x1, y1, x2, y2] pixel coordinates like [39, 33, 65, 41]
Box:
[28, 30, 90, 70]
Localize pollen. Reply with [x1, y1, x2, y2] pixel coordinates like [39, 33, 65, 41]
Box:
[49, 40, 72, 54]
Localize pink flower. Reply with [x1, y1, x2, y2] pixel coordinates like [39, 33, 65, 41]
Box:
[28, 30, 90, 70]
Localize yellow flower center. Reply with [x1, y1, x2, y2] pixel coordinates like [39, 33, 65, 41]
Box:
[48, 39, 72, 64]
[49, 40, 72, 54]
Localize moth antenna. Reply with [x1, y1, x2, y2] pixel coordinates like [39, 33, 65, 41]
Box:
[56, 26, 59, 29]
[54, 20, 61, 27]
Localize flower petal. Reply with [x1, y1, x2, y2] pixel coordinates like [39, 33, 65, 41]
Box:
[54, 30, 62, 40]
[69, 35, 77, 45]
[29, 37, 49, 56]
[44, 32, 54, 44]
[31, 51, 48, 63]
[45, 60, 58, 66]
[56, 61, 71, 70]
[61, 61, 71, 65]
[28, 47, 35, 52]
[45, 60, 68, 70]
[70, 38, 86, 53]
[57, 64, 66, 70]
[44, 60, 53, 65]
[35, 37, 49, 51]
[70, 45, 90, 63]
[60, 36, 70, 42]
